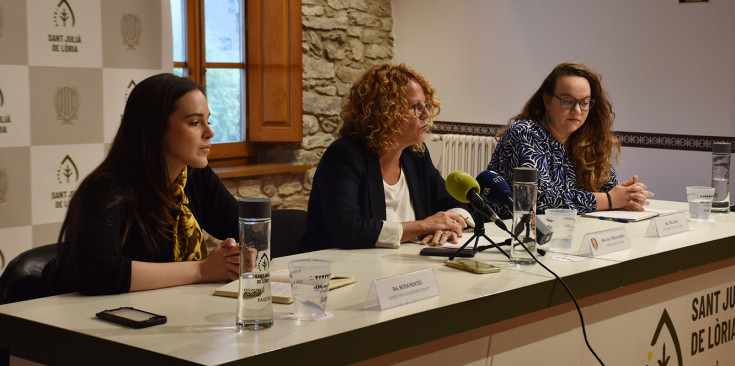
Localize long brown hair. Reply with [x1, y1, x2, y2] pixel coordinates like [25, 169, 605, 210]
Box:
[58, 74, 206, 271]
[500, 62, 620, 191]
[339, 63, 441, 153]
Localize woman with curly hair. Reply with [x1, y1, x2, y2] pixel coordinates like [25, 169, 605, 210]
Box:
[300, 64, 471, 252]
[488, 62, 653, 216]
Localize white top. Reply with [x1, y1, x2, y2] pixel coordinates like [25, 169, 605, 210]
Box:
[376, 167, 415, 249]
[383, 167, 416, 224]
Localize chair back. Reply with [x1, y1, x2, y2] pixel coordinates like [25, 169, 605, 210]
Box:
[270, 209, 307, 259]
[0, 244, 58, 305]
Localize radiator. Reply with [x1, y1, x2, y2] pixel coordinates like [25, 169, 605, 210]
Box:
[430, 134, 497, 178]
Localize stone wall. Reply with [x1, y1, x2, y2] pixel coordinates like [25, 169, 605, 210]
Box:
[220, 0, 394, 211]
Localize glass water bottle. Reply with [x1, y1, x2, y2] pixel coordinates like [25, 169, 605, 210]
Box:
[510, 167, 538, 264]
[711, 142, 731, 213]
[236, 198, 274, 330]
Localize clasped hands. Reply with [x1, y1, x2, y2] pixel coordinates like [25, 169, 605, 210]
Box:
[419, 211, 468, 246]
[611, 175, 654, 211]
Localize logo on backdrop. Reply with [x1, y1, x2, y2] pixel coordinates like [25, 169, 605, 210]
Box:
[55, 87, 79, 125]
[56, 155, 78, 184]
[646, 309, 683, 366]
[125, 80, 137, 103]
[49, 0, 82, 53]
[121, 13, 141, 50]
[53, 0, 75, 28]
[120, 80, 138, 121]
[0, 169, 8, 204]
[0, 87, 10, 134]
[52, 155, 77, 209]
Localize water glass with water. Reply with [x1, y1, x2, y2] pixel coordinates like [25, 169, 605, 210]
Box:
[544, 208, 577, 253]
[288, 259, 331, 319]
[686, 186, 715, 221]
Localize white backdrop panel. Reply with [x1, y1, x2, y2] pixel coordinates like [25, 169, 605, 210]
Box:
[26, 0, 102, 68]
[0, 65, 30, 147]
[102, 68, 164, 143]
[0, 226, 32, 275]
[30, 143, 104, 225]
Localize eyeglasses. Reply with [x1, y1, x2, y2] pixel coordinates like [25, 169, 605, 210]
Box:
[553, 94, 595, 111]
[410, 101, 432, 117]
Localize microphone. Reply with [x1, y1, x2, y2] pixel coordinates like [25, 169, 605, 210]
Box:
[476, 170, 553, 245]
[476, 170, 513, 209]
[445, 171, 508, 231]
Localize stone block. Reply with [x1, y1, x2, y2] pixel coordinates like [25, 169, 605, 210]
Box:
[302, 132, 336, 149]
[349, 12, 381, 27]
[303, 15, 349, 30]
[314, 85, 338, 96]
[345, 38, 364, 61]
[236, 180, 262, 198]
[303, 57, 335, 79]
[327, 0, 367, 11]
[365, 44, 391, 59]
[303, 91, 341, 115]
[303, 114, 320, 135]
[321, 116, 340, 133]
[302, 5, 324, 16]
[295, 149, 323, 166]
[303, 30, 323, 58]
[360, 29, 385, 44]
[335, 65, 363, 84]
[324, 42, 346, 60]
[278, 181, 304, 196]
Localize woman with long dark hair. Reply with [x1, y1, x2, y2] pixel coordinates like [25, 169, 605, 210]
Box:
[54, 73, 239, 295]
[488, 62, 653, 216]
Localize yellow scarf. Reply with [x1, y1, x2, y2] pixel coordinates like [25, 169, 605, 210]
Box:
[171, 168, 205, 261]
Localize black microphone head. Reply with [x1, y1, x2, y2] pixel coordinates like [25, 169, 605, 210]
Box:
[476, 170, 512, 206]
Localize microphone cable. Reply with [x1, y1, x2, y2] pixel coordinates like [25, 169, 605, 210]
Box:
[505, 227, 605, 365]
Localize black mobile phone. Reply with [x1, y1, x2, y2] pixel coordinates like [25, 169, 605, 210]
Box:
[419, 247, 475, 258]
[96, 307, 167, 329]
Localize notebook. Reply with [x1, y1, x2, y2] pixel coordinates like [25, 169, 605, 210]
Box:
[213, 269, 356, 304]
[581, 208, 680, 223]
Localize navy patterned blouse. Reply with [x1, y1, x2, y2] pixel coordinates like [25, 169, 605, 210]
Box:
[487, 119, 617, 217]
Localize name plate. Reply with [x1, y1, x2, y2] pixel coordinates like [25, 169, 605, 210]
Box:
[577, 227, 630, 257]
[645, 212, 688, 237]
[364, 268, 439, 310]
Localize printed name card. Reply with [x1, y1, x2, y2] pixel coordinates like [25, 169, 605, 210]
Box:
[645, 212, 689, 238]
[364, 268, 439, 310]
[577, 227, 630, 257]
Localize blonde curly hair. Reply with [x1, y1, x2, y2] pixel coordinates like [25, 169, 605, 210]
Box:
[500, 62, 621, 192]
[339, 63, 441, 154]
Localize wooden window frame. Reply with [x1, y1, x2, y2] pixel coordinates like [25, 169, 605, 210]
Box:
[175, 0, 303, 169]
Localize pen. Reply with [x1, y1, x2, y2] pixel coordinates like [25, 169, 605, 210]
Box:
[596, 217, 629, 224]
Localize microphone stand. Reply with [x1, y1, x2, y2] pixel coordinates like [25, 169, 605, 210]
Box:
[449, 215, 510, 260]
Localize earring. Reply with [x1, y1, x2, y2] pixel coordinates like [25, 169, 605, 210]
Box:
[542, 112, 550, 124]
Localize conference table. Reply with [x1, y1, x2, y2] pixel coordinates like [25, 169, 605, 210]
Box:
[1, 200, 734, 365]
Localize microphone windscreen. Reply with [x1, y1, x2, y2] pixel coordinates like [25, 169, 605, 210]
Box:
[476, 170, 512, 205]
[445, 170, 480, 203]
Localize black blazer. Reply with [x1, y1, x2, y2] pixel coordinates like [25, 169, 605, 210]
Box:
[300, 137, 466, 252]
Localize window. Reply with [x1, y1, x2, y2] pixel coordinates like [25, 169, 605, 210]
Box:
[171, 0, 302, 165]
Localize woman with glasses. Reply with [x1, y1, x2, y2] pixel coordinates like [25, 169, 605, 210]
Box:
[300, 64, 471, 252]
[487, 62, 653, 216]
